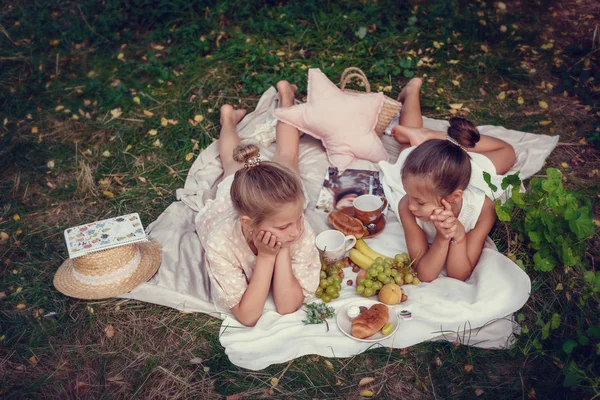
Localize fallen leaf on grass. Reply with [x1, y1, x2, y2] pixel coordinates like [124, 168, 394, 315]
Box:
[475, 388, 485, 396]
[270, 377, 279, 387]
[124, 144, 132, 152]
[539, 101, 548, 109]
[540, 43, 554, 50]
[13, 214, 20, 222]
[452, 80, 460, 87]
[152, 139, 162, 148]
[29, 356, 38, 366]
[161, 117, 168, 127]
[0, 232, 7, 242]
[133, 96, 141, 105]
[110, 108, 122, 118]
[324, 360, 334, 370]
[16, 303, 26, 309]
[102, 150, 111, 157]
[152, 44, 165, 51]
[497, 2, 506, 10]
[359, 377, 375, 386]
[31, 127, 39, 134]
[560, 162, 569, 168]
[138, 177, 147, 183]
[464, 364, 473, 372]
[143, 110, 154, 117]
[360, 389, 375, 397]
[189, 357, 203, 364]
[449, 103, 463, 110]
[518, 96, 524, 105]
[55, 105, 64, 111]
[148, 129, 158, 136]
[103, 191, 115, 199]
[539, 120, 552, 126]
[481, 44, 489, 53]
[185, 153, 194, 162]
[117, 53, 125, 61]
[105, 324, 115, 338]
[194, 114, 204, 123]
[106, 375, 123, 382]
[497, 91, 506, 100]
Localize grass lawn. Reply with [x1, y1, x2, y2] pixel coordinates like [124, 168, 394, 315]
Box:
[1, 0, 599, 398]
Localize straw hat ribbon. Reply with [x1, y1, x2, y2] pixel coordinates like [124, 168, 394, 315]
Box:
[53, 239, 162, 300]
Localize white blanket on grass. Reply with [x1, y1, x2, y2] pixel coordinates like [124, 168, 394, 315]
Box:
[120, 87, 558, 370]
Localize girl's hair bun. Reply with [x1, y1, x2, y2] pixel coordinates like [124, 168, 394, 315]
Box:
[447, 117, 480, 148]
[233, 143, 260, 164]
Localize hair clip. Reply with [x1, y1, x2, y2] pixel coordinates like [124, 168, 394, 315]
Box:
[244, 153, 261, 168]
[446, 136, 467, 152]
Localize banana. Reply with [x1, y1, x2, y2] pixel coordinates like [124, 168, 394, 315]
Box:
[349, 248, 375, 269]
[355, 239, 389, 261]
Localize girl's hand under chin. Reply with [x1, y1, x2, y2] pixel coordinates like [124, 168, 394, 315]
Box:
[431, 199, 458, 240]
[253, 231, 282, 257]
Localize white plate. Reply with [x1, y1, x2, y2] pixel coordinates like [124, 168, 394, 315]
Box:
[336, 299, 400, 342]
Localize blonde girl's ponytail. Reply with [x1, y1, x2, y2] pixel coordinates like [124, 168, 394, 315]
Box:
[230, 144, 304, 227]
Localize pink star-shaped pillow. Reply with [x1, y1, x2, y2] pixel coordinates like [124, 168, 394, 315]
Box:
[274, 68, 389, 169]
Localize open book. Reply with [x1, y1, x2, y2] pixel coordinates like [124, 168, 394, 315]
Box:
[314, 167, 384, 214]
[64, 213, 148, 259]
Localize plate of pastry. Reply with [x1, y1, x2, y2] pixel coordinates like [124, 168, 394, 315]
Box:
[336, 300, 400, 342]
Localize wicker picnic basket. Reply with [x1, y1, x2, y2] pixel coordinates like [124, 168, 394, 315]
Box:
[339, 67, 403, 136]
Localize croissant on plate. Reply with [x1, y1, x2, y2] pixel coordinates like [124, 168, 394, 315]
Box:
[328, 210, 365, 238]
[351, 303, 389, 339]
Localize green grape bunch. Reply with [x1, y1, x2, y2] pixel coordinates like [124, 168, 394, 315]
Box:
[315, 259, 345, 303]
[355, 253, 421, 298]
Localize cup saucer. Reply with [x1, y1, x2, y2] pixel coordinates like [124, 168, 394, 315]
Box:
[338, 207, 386, 238]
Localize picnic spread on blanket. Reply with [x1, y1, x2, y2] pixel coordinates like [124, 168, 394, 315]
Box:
[54, 69, 559, 370]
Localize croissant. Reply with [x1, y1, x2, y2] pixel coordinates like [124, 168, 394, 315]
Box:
[328, 211, 365, 239]
[351, 303, 389, 339]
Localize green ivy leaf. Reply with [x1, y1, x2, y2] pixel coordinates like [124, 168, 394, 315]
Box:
[495, 201, 512, 222]
[527, 230, 542, 246]
[533, 252, 556, 272]
[577, 332, 590, 346]
[541, 322, 551, 340]
[517, 313, 525, 322]
[563, 370, 582, 388]
[584, 271, 595, 284]
[568, 210, 595, 239]
[562, 339, 578, 354]
[587, 325, 600, 339]
[551, 313, 560, 330]
[500, 172, 521, 190]
[483, 171, 498, 192]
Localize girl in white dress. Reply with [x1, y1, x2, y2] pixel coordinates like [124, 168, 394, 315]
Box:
[391, 78, 516, 282]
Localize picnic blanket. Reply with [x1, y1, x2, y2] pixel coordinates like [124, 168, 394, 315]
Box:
[120, 87, 558, 370]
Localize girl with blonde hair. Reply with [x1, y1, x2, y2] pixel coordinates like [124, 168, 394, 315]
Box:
[196, 81, 320, 327]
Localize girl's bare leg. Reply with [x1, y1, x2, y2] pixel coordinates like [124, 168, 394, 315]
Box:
[396, 77, 423, 128]
[393, 125, 516, 174]
[273, 80, 300, 172]
[219, 105, 247, 178]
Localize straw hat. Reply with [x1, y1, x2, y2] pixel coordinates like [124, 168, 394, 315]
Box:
[53, 239, 162, 300]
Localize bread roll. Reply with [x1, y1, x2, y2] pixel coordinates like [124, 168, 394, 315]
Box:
[351, 303, 389, 339]
[328, 211, 365, 238]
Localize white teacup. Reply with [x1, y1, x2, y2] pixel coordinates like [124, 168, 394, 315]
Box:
[315, 230, 357, 263]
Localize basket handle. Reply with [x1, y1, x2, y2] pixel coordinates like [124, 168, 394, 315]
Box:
[339, 68, 371, 92]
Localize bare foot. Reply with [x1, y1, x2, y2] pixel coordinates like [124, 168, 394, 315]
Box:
[392, 125, 441, 147]
[276, 80, 298, 107]
[397, 77, 423, 103]
[220, 104, 247, 126]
